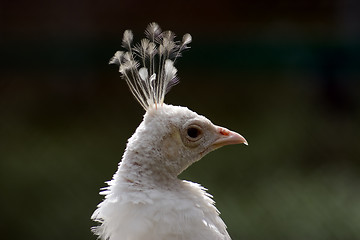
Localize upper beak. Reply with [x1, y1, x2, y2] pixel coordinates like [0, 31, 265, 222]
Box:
[212, 126, 248, 148]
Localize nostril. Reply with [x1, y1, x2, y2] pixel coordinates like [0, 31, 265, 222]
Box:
[219, 128, 230, 136]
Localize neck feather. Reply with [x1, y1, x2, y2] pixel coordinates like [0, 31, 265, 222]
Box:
[115, 144, 181, 189]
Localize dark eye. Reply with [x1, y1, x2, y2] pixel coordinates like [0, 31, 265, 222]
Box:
[187, 127, 201, 139]
[183, 123, 204, 147]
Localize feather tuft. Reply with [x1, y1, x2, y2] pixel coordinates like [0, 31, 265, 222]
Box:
[109, 51, 124, 65]
[173, 33, 192, 63]
[182, 33, 192, 46]
[147, 42, 156, 56]
[139, 67, 149, 82]
[110, 23, 191, 111]
[145, 22, 162, 44]
[163, 59, 179, 94]
[122, 30, 133, 50]
[164, 59, 177, 86]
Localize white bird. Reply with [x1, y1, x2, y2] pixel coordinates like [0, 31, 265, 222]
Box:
[91, 22, 248, 240]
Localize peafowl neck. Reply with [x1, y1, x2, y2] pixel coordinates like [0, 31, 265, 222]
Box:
[117, 148, 181, 189]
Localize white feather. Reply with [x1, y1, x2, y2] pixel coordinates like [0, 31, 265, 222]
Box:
[109, 51, 124, 65]
[145, 22, 162, 43]
[182, 33, 192, 45]
[93, 23, 242, 240]
[92, 105, 232, 240]
[109, 23, 191, 110]
[122, 30, 133, 50]
[139, 67, 148, 82]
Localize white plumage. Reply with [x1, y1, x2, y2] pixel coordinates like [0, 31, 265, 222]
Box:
[92, 23, 247, 240]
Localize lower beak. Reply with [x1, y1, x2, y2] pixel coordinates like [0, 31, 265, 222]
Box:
[212, 126, 248, 148]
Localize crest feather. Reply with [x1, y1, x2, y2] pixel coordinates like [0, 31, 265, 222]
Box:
[110, 22, 192, 111]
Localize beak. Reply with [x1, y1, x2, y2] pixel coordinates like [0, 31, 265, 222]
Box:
[212, 126, 248, 148]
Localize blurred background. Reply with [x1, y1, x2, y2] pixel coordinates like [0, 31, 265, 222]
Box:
[1, 0, 360, 239]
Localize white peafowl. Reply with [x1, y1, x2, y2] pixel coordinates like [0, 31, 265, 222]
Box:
[91, 22, 248, 240]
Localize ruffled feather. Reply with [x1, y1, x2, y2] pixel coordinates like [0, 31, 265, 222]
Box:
[110, 22, 192, 111]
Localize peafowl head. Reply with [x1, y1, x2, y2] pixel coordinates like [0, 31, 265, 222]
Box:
[110, 23, 247, 181]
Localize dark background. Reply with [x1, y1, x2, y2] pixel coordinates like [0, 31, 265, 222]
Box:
[1, 0, 360, 239]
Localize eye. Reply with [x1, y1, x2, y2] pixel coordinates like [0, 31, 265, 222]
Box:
[182, 121, 206, 148]
[185, 125, 203, 142]
[187, 127, 201, 139]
